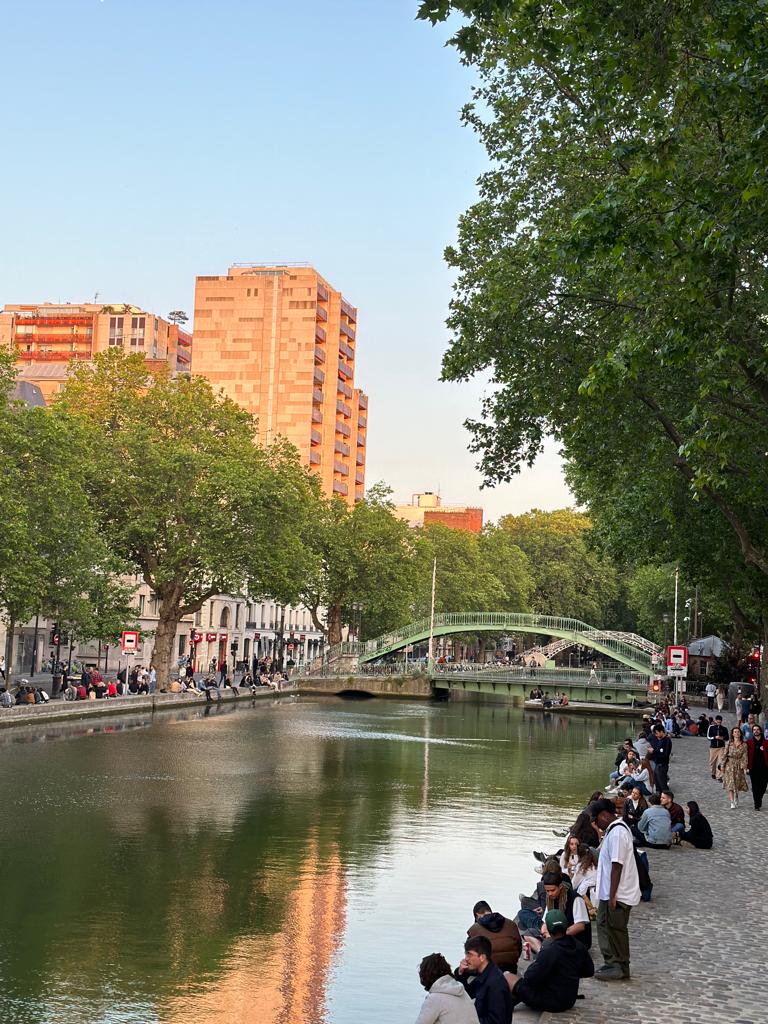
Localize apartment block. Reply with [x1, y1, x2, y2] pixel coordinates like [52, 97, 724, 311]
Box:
[192, 264, 367, 503]
[0, 302, 192, 400]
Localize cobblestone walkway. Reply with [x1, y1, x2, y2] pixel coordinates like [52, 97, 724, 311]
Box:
[536, 716, 766, 1023]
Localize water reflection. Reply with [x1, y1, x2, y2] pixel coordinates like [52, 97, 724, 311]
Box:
[0, 698, 633, 1023]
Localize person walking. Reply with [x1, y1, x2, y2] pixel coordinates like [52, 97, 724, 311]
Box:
[589, 798, 640, 981]
[721, 726, 749, 809]
[716, 685, 726, 712]
[706, 715, 728, 779]
[746, 723, 768, 811]
[705, 681, 717, 711]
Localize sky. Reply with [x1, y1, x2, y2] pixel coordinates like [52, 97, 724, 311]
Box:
[1, 0, 572, 522]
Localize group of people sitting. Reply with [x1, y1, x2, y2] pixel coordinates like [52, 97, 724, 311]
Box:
[528, 689, 570, 708]
[0, 683, 50, 707]
[414, 708, 719, 1023]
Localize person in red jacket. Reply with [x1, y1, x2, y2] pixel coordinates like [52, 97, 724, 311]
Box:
[746, 724, 768, 810]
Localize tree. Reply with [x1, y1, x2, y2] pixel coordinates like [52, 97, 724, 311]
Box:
[478, 525, 532, 612]
[419, 1, 768, 594]
[413, 522, 507, 617]
[0, 360, 124, 684]
[497, 510, 621, 626]
[167, 311, 188, 326]
[55, 350, 315, 685]
[299, 484, 417, 645]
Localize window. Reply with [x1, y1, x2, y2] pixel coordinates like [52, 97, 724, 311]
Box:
[109, 316, 124, 348]
[194, 610, 202, 626]
[138, 594, 146, 614]
[209, 603, 214, 626]
[178, 635, 186, 657]
[130, 316, 146, 349]
[149, 593, 158, 615]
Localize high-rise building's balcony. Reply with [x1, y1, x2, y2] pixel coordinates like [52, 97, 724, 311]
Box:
[310, 451, 321, 465]
[316, 305, 328, 322]
[341, 298, 356, 322]
[338, 360, 353, 379]
[337, 379, 352, 399]
[340, 321, 355, 340]
[311, 429, 322, 445]
[312, 409, 323, 424]
[356, 452, 365, 465]
[358, 414, 367, 428]
[317, 281, 330, 302]
[358, 393, 368, 410]
[356, 470, 365, 484]
[356, 432, 366, 447]
[334, 461, 349, 476]
[314, 346, 326, 364]
[339, 340, 354, 361]
[335, 440, 350, 456]
[336, 399, 351, 418]
[314, 366, 325, 384]
[313, 387, 324, 404]
[315, 324, 326, 342]
[336, 420, 351, 438]
[333, 480, 349, 496]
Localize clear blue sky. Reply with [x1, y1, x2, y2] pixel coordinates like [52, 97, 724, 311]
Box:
[1, 0, 570, 520]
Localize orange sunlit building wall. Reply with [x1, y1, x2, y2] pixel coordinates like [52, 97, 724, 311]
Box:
[0, 302, 192, 400]
[192, 264, 367, 504]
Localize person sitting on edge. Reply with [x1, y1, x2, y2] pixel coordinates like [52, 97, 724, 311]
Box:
[524, 871, 591, 954]
[505, 909, 594, 1013]
[660, 789, 685, 838]
[414, 953, 479, 1024]
[635, 794, 672, 848]
[680, 800, 713, 849]
[467, 902, 521, 974]
[454, 935, 512, 1024]
[622, 786, 648, 830]
[609, 740, 637, 783]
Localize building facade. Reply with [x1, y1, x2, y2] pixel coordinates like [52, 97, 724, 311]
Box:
[393, 492, 483, 533]
[192, 264, 367, 503]
[0, 302, 192, 399]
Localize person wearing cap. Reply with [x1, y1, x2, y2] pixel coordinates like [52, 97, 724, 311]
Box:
[707, 715, 728, 778]
[590, 798, 640, 981]
[504, 909, 594, 1012]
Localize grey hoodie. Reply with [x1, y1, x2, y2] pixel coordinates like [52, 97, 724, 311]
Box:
[415, 974, 479, 1024]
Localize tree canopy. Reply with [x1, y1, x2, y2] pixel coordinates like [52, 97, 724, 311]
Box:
[418, 1, 768, 600]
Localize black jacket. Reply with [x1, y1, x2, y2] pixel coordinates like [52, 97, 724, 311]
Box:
[648, 735, 672, 764]
[456, 961, 512, 1024]
[682, 812, 713, 849]
[515, 935, 594, 1012]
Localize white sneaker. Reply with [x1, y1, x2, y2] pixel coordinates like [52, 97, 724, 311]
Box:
[730, 801, 736, 809]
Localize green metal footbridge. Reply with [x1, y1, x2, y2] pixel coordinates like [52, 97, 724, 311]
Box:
[318, 612, 659, 678]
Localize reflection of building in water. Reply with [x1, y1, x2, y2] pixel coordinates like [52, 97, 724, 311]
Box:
[162, 837, 346, 1024]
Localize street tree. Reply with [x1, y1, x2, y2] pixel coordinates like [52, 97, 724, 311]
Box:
[299, 484, 417, 645]
[478, 525, 532, 612]
[413, 523, 506, 615]
[56, 350, 315, 685]
[419, 1, 768, 595]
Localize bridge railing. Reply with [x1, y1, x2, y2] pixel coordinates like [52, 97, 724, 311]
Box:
[431, 664, 647, 688]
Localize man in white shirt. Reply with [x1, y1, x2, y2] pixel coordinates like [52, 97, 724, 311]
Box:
[590, 798, 641, 981]
[705, 680, 717, 710]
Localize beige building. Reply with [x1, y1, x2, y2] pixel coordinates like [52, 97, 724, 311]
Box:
[0, 302, 192, 400]
[192, 264, 367, 503]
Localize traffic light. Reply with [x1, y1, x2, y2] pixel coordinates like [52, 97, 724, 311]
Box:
[650, 679, 662, 694]
[49, 622, 60, 646]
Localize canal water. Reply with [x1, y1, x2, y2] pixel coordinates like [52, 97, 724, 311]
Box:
[0, 697, 630, 1023]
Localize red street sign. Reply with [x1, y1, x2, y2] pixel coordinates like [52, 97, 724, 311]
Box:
[205, 632, 217, 642]
[254, 632, 260, 639]
[667, 645, 687, 668]
[300, 634, 305, 640]
[191, 630, 203, 644]
[219, 632, 228, 643]
[287, 644, 294, 652]
[121, 630, 139, 654]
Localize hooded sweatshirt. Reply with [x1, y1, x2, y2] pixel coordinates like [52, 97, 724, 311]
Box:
[414, 975, 480, 1024]
[467, 912, 522, 972]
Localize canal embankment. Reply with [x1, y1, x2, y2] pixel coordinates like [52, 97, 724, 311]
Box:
[0, 685, 296, 729]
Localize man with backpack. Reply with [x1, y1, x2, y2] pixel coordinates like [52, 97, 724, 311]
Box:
[590, 798, 641, 981]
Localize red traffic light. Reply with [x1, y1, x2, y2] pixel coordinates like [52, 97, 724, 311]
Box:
[650, 680, 662, 693]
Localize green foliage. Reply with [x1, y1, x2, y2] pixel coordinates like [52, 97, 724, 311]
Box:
[421, 0, 768, 589]
[477, 524, 532, 611]
[300, 483, 418, 644]
[55, 350, 315, 681]
[413, 523, 507, 616]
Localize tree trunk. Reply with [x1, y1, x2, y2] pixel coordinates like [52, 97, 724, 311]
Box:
[327, 602, 344, 646]
[4, 616, 15, 690]
[152, 602, 182, 690]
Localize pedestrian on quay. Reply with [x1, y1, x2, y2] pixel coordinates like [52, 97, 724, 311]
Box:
[707, 715, 728, 778]
[467, 900, 521, 973]
[414, 953, 478, 1024]
[705, 680, 717, 711]
[647, 723, 673, 793]
[505, 909, 594, 1013]
[746, 723, 768, 811]
[589, 798, 640, 981]
[721, 726, 749, 809]
[716, 685, 726, 712]
[454, 935, 512, 1024]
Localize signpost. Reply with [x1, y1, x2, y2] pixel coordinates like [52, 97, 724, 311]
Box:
[667, 644, 688, 700]
[121, 630, 139, 655]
